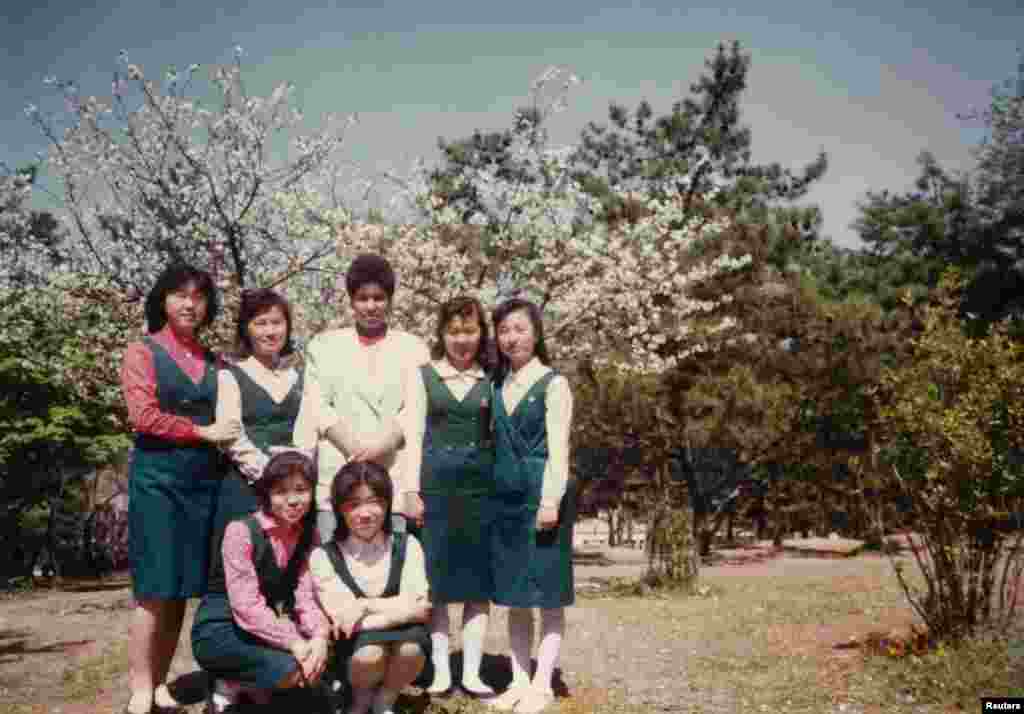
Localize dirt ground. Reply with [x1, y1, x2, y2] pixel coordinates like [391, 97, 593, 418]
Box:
[1, 544, 933, 714]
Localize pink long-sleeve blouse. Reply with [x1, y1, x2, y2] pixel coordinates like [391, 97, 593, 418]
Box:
[222, 511, 330, 650]
[120, 325, 214, 443]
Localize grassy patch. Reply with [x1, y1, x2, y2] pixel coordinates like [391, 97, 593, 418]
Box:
[851, 633, 1024, 711]
[60, 639, 128, 703]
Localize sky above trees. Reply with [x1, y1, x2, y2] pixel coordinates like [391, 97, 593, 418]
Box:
[1, 0, 1019, 246]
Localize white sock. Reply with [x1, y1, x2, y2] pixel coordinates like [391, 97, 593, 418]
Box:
[507, 608, 534, 689]
[429, 604, 452, 691]
[210, 679, 241, 712]
[532, 608, 564, 693]
[461, 601, 493, 692]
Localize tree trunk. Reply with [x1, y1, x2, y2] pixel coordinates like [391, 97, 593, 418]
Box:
[644, 468, 699, 589]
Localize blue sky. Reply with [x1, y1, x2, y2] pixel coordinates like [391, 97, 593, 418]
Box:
[2, 0, 1020, 247]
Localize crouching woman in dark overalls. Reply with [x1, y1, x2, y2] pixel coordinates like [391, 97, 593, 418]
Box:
[192, 451, 330, 712]
[309, 461, 431, 714]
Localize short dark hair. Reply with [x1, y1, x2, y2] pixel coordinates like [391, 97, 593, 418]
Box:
[253, 450, 317, 512]
[329, 461, 393, 542]
[431, 295, 492, 370]
[345, 254, 395, 298]
[492, 297, 550, 379]
[144, 263, 219, 334]
[235, 288, 295, 358]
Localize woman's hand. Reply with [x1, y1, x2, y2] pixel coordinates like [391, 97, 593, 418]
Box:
[333, 601, 370, 639]
[195, 419, 241, 444]
[305, 636, 330, 684]
[289, 638, 313, 683]
[349, 441, 392, 466]
[536, 505, 559, 531]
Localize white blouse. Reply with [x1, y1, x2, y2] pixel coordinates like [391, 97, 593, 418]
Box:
[301, 327, 431, 510]
[215, 356, 320, 482]
[309, 533, 429, 622]
[501, 357, 573, 507]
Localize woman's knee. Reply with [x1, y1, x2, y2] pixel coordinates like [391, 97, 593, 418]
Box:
[348, 644, 388, 686]
[394, 641, 425, 661]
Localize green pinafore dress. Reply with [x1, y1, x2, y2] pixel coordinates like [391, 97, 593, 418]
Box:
[207, 365, 305, 571]
[128, 337, 220, 599]
[418, 364, 495, 603]
[322, 532, 431, 666]
[490, 371, 576, 609]
[192, 515, 314, 688]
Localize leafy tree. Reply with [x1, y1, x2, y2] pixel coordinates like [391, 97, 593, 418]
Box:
[852, 56, 1024, 327]
[571, 41, 827, 231]
[26, 50, 355, 293]
[874, 272, 1024, 641]
[0, 164, 66, 292]
[0, 285, 129, 583]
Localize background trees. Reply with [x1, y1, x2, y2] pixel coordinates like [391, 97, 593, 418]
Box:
[25, 52, 355, 294]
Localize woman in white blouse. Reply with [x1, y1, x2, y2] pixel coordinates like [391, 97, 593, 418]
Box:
[404, 296, 496, 698]
[303, 254, 431, 543]
[486, 298, 575, 714]
[310, 461, 431, 714]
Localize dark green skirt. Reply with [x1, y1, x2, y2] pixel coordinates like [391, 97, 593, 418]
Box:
[129, 443, 220, 599]
[331, 623, 430, 676]
[489, 482, 577, 609]
[192, 593, 298, 688]
[420, 444, 494, 603]
[208, 468, 259, 563]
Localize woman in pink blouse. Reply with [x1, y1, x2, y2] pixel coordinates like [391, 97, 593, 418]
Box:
[192, 450, 331, 713]
[120, 264, 240, 714]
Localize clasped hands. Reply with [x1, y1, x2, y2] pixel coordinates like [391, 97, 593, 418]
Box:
[289, 634, 329, 685]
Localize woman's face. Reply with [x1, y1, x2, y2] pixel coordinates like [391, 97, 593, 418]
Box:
[268, 470, 313, 527]
[443, 312, 482, 370]
[339, 483, 387, 542]
[164, 280, 208, 336]
[350, 283, 390, 333]
[247, 305, 289, 362]
[496, 309, 536, 370]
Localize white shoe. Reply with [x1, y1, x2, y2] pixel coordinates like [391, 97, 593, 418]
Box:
[513, 687, 555, 714]
[486, 684, 530, 710]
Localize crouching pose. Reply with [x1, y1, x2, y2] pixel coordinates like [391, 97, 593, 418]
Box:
[310, 461, 431, 714]
[192, 451, 330, 712]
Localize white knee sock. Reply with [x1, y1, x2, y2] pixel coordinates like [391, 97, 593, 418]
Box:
[532, 608, 565, 693]
[429, 605, 452, 691]
[461, 601, 493, 693]
[507, 608, 534, 689]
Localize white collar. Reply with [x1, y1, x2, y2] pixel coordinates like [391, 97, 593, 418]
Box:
[342, 533, 389, 561]
[507, 356, 545, 385]
[433, 358, 485, 380]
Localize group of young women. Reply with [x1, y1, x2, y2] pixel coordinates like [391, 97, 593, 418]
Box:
[119, 255, 576, 714]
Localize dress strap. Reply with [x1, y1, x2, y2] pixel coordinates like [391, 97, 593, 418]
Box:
[382, 532, 407, 598]
[323, 540, 368, 599]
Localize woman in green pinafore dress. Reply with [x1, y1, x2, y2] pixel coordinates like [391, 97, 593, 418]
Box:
[487, 298, 576, 714]
[404, 296, 496, 698]
[120, 264, 240, 714]
[310, 461, 431, 714]
[204, 289, 316, 585]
